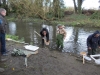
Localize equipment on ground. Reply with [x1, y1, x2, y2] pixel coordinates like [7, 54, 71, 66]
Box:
[11, 45, 39, 67]
[90, 54, 100, 65]
[80, 52, 91, 64]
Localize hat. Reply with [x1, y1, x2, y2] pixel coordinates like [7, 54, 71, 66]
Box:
[62, 25, 65, 28]
[57, 24, 64, 28]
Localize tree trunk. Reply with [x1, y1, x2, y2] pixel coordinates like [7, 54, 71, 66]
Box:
[73, 0, 77, 13]
[77, 0, 82, 14]
[2, 0, 6, 5]
[0, 0, 2, 6]
[53, 0, 60, 17]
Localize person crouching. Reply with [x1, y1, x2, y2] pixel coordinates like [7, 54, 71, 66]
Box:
[87, 30, 100, 56]
[40, 28, 49, 47]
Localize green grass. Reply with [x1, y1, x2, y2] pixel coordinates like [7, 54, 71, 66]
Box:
[51, 14, 100, 27]
[6, 34, 25, 42]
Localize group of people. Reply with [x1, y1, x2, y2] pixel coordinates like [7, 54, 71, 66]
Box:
[40, 25, 100, 56]
[0, 7, 100, 72]
[40, 24, 67, 51]
[0, 7, 67, 72]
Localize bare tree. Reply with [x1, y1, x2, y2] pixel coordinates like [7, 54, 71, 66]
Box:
[8, 0, 65, 20]
[77, 0, 83, 14]
[73, 0, 84, 14]
[73, 0, 77, 13]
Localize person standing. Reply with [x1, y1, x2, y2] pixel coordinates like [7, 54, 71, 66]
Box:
[56, 24, 66, 50]
[0, 8, 8, 55]
[0, 8, 8, 72]
[40, 27, 49, 47]
[87, 30, 100, 56]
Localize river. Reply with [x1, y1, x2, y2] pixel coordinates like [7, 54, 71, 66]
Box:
[8, 21, 100, 54]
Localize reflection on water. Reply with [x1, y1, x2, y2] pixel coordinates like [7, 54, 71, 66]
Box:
[8, 22, 16, 35]
[8, 22, 100, 54]
[63, 27, 74, 53]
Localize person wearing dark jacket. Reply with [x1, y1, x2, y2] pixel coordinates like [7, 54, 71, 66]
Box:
[40, 28, 49, 47]
[87, 30, 100, 55]
[0, 8, 7, 72]
[0, 8, 8, 55]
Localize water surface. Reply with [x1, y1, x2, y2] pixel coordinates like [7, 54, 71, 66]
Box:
[8, 21, 100, 54]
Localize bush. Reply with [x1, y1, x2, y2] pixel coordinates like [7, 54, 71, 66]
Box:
[90, 11, 100, 19]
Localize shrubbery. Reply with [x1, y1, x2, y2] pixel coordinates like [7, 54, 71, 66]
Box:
[90, 11, 100, 19]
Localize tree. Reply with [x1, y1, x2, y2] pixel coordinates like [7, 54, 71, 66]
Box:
[73, 0, 77, 13]
[52, 0, 65, 19]
[8, 0, 65, 20]
[77, 0, 84, 14]
[73, 0, 84, 14]
[0, 0, 8, 11]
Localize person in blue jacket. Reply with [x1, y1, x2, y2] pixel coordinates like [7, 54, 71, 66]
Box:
[0, 8, 7, 72]
[0, 8, 8, 56]
[87, 30, 100, 56]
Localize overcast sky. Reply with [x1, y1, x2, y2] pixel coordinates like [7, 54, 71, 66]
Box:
[64, 0, 100, 9]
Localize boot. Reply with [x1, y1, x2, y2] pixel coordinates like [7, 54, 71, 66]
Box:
[0, 68, 5, 72]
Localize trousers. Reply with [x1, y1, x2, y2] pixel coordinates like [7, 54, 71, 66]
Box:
[88, 48, 96, 55]
[0, 33, 6, 54]
[56, 34, 64, 49]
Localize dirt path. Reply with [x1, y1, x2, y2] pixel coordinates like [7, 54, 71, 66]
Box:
[0, 41, 100, 75]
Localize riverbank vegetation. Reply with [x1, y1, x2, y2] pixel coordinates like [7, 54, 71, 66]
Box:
[6, 34, 25, 43]
[1, 0, 100, 27]
[55, 12, 100, 27]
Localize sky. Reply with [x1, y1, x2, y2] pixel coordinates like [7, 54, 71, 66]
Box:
[64, 0, 100, 9]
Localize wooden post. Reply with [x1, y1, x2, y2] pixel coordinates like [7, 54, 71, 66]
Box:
[80, 52, 86, 64]
[83, 55, 85, 64]
[25, 57, 27, 68]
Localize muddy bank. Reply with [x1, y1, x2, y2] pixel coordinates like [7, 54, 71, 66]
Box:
[0, 41, 100, 75]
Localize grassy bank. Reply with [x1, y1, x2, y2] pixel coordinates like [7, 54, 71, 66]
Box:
[6, 34, 25, 43]
[51, 14, 100, 27]
[6, 14, 100, 27]
[6, 16, 44, 23]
